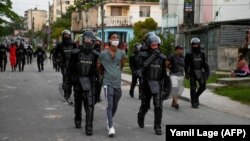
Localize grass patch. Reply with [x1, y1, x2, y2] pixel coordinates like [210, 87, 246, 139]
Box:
[184, 74, 227, 88]
[215, 86, 250, 105]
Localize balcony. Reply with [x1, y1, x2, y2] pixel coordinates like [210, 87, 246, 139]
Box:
[104, 16, 131, 26]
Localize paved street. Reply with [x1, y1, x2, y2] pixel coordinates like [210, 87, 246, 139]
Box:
[0, 60, 250, 141]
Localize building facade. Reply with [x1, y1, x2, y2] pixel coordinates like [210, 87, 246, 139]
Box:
[51, 0, 74, 22]
[97, 0, 162, 43]
[24, 8, 47, 32]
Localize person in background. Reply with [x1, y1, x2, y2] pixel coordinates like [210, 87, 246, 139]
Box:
[185, 38, 210, 109]
[9, 42, 17, 71]
[166, 45, 185, 109]
[0, 43, 8, 72]
[231, 53, 250, 77]
[26, 44, 34, 65]
[97, 32, 126, 137]
[129, 43, 142, 99]
[34, 46, 46, 72]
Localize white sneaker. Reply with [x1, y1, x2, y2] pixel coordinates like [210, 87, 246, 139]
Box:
[106, 120, 109, 131]
[108, 126, 115, 137]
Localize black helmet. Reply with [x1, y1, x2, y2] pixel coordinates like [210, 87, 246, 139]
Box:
[148, 35, 161, 48]
[190, 38, 200, 44]
[82, 31, 96, 50]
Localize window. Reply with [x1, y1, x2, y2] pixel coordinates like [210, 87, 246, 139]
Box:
[140, 6, 150, 17]
[111, 7, 122, 16]
[64, 0, 70, 5]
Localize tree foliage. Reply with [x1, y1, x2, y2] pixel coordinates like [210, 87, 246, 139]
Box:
[128, 18, 175, 57]
[74, 0, 100, 11]
[0, 0, 20, 36]
[133, 18, 158, 42]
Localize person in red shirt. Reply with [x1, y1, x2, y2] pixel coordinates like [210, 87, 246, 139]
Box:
[9, 42, 17, 71]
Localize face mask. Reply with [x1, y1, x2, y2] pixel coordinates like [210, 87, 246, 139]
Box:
[111, 41, 119, 47]
[192, 47, 200, 53]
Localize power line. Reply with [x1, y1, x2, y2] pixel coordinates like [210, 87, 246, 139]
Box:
[165, 3, 250, 7]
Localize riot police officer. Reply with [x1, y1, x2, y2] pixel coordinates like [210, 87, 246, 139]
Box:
[68, 31, 98, 136]
[34, 46, 46, 72]
[16, 43, 26, 72]
[26, 44, 34, 64]
[129, 43, 142, 99]
[54, 30, 76, 100]
[0, 43, 7, 72]
[184, 38, 210, 108]
[137, 35, 167, 135]
[49, 44, 56, 69]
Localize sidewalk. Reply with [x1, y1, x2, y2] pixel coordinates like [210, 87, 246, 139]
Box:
[122, 73, 250, 119]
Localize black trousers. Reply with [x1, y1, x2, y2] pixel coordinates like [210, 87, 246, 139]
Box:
[190, 76, 206, 105]
[17, 58, 25, 72]
[138, 81, 162, 125]
[37, 59, 44, 71]
[0, 57, 7, 71]
[61, 66, 73, 99]
[74, 84, 95, 126]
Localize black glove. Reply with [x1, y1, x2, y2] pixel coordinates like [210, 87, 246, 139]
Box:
[153, 49, 160, 57]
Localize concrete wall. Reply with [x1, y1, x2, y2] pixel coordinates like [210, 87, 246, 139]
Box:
[82, 7, 98, 29]
[214, 0, 250, 22]
[217, 47, 238, 71]
[26, 10, 47, 31]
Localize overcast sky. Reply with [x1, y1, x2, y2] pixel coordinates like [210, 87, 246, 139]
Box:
[12, 0, 50, 16]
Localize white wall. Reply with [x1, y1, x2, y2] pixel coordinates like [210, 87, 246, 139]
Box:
[162, 0, 184, 28]
[129, 4, 162, 27]
[214, 0, 250, 21]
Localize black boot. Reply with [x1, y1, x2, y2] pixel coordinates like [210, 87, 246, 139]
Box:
[85, 107, 94, 136]
[137, 112, 145, 128]
[75, 120, 82, 128]
[85, 123, 93, 136]
[129, 90, 134, 98]
[154, 124, 162, 135]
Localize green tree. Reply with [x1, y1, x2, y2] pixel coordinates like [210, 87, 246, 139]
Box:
[128, 18, 175, 57]
[128, 18, 158, 57]
[0, 0, 20, 36]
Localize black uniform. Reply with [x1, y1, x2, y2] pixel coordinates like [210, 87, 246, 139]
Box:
[93, 43, 103, 103]
[16, 44, 26, 72]
[129, 44, 142, 99]
[185, 49, 209, 108]
[137, 36, 166, 135]
[68, 31, 98, 136]
[49, 47, 56, 69]
[0, 44, 7, 72]
[26, 45, 34, 64]
[34, 48, 46, 72]
[54, 41, 76, 99]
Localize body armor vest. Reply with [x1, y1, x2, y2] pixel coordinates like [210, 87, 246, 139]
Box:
[146, 57, 164, 80]
[0, 49, 6, 59]
[76, 52, 95, 76]
[62, 45, 73, 67]
[192, 53, 202, 70]
[17, 49, 25, 59]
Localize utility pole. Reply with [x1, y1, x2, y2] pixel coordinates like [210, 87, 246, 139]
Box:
[60, 0, 63, 17]
[30, 8, 33, 45]
[101, 0, 105, 44]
